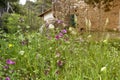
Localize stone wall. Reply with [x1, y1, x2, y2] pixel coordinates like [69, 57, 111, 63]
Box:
[53, 0, 120, 31]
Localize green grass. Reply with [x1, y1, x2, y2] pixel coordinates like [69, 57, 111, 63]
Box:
[0, 32, 120, 80]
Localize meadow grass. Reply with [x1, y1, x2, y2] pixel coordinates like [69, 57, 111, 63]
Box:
[0, 31, 120, 80]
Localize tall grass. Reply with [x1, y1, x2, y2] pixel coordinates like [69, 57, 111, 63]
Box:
[0, 31, 120, 80]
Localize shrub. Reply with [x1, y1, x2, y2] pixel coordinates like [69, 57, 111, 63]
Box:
[1, 13, 27, 33]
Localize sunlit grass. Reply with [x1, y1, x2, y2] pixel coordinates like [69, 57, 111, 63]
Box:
[0, 31, 120, 80]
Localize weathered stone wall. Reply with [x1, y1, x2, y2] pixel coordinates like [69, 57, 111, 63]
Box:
[53, 0, 120, 31]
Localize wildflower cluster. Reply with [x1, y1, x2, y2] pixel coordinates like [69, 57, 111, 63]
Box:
[55, 29, 67, 40]
[1, 59, 16, 80]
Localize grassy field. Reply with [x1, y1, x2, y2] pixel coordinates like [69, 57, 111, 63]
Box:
[0, 30, 120, 80]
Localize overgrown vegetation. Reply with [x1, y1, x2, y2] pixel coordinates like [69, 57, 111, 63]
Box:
[0, 0, 120, 80]
[0, 28, 120, 79]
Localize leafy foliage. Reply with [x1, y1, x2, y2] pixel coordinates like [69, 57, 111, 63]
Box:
[1, 13, 27, 33]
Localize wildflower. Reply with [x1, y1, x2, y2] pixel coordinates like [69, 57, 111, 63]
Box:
[6, 59, 15, 65]
[20, 39, 28, 46]
[48, 24, 55, 29]
[55, 32, 64, 40]
[8, 44, 13, 48]
[59, 32, 63, 38]
[101, 66, 107, 72]
[55, 35, 60, 40]
[19, 51, 25, 55]
[61, 29, 67, 34]
[5, 77, 10, 80]
[57, 20, 63, 24]
[3, 65, 9, 69]
[57, 60, 64, 67]
[55, 53, 60, 58]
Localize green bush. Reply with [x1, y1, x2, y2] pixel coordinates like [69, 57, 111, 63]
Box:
[1, 13, 27, 33]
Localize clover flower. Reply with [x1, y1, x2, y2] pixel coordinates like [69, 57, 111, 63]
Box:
[6, 59, 15, 65]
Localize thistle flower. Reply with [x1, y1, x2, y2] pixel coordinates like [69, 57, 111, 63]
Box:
[6, 59, 15, 65]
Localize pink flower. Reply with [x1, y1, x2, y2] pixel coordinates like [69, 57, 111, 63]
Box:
[55, 33, 64, 40]
[6, 59, 15, 65]
[58, 32, 63, 38]
[5, 77, 10, 80]
[57, 20, 63, 24]
[61, 29, 67, 34]
[55, 35, 60, 40]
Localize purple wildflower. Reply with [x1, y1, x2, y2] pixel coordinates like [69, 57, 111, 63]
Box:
[58, 32, 63, 38]
[20, 39, 28, 46]
[55, 32, 64, 40]
[61, 29, 67, 34]
[57, 60, 64, 67]
[55, 35, 60, 40]
[5, 77, 10, 80]
[6, 59, 15, 65]
[3, 65, 9, 69]
[57, 20, 63, 24]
